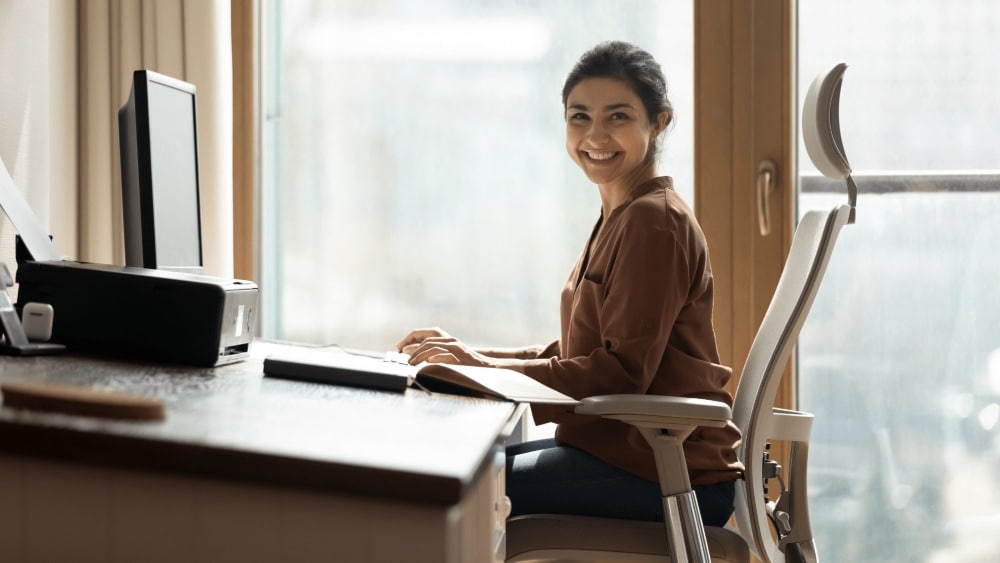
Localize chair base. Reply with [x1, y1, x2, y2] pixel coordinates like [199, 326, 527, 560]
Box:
[505, 514, 750, 562]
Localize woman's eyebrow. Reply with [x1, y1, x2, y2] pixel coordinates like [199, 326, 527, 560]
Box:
[567, 102, 636, 112]
[604, 103, 636, 111]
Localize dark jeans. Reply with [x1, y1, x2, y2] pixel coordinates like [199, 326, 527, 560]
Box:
[506, 438, 735, 527]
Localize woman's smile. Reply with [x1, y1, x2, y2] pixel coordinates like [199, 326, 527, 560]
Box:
[583, 150, 620, 162]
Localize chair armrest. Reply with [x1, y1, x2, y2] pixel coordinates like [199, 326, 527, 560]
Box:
[578, 395, 732, 499]
[576, 395, 731, 430]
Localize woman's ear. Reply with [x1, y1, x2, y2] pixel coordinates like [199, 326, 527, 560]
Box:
[653, 111, 670, 137]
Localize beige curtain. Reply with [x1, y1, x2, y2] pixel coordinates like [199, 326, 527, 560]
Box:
[79, 0, 233, 277]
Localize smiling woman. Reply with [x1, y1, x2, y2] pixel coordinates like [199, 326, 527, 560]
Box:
[260, 1, 693, 351]
[397, 40, 742, 528]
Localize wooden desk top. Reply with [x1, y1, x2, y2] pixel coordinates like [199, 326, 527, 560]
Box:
[0, 341, 519, 506]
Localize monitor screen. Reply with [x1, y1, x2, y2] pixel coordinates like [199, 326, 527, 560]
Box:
[118, 69, 203, 274]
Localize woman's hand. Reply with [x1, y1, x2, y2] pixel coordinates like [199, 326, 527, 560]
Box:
[396, 327, 494, 367]
[396, 327, 450, 355]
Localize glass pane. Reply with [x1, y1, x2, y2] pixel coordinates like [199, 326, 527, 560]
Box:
[799, 2, 1000, 561]
[261, 0, 693, 350]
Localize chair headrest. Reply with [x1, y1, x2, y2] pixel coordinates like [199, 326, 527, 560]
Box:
[802, 62, 856, 223]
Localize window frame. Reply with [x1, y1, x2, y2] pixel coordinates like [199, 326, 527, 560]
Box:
[232, 0, 257, 283]
[695, 0, 796, 402]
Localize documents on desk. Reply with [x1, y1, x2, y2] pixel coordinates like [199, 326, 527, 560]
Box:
[263, 345, 577, 405]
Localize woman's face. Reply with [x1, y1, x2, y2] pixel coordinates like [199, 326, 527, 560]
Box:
[564, 77, 666, 190]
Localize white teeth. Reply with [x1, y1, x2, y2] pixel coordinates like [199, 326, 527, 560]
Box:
[586, 151, 616, 161]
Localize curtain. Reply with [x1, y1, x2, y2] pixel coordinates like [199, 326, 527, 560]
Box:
[79, 0, 233, 277]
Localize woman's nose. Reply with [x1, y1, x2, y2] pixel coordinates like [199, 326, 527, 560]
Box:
[586, 122, 610, 144]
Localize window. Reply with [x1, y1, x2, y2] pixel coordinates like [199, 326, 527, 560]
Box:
[260, 1, 693, 351]
[798, 1, 1000, 560]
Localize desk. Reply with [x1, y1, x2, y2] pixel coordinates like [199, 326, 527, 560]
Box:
[0, 341, 524, 562]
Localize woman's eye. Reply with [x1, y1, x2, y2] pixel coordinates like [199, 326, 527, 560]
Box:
[570, 112, 590, 121]
[610, 112, 629, 121]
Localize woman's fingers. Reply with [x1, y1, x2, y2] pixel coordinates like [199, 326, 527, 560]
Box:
[404, 336, 457, 357]
[409, 344, 456, 365]
[408, 340, 486, 367]
[395, 327, 451, 351]
[424, 351, 459, 365]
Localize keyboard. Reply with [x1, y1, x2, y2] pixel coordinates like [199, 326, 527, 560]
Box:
[263, 347, 415, 393]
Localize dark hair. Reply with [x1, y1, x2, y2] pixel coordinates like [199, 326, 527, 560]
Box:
[562, 40, 674, 133]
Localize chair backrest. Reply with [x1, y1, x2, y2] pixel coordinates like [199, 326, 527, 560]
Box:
[730, 203, 851, 561]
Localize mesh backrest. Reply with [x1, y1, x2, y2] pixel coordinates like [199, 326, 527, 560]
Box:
[731, 204, 851, 560]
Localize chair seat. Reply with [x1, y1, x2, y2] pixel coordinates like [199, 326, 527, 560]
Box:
[505, 514, 750, 562]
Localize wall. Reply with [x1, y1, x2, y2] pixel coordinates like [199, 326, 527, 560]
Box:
[0, 0, 78, 266]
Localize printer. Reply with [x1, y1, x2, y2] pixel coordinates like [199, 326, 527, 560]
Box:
[1, 155, 258, 367]
[15, 257, 258, 367]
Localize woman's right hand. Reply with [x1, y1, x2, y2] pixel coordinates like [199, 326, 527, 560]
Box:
[395, 327, 452, 356]
[397, 327, 499, 368]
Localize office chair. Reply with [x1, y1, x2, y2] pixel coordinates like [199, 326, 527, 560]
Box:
[505, 63, 855, 563]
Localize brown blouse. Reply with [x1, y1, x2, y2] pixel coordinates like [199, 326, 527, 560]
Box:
[522, 177, 744, 485]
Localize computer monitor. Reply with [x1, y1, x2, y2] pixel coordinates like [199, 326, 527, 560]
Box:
[118, 69, 204, 274]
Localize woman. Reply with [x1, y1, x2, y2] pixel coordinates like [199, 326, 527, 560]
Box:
[397, 40, 743, 526]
